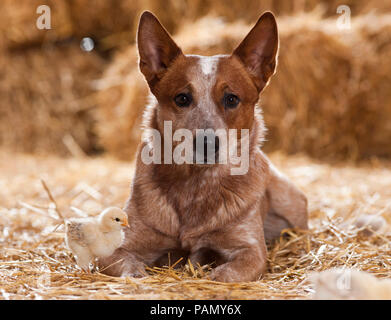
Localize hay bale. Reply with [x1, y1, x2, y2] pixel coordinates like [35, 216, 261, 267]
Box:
[0, 44, 105, 156]
[3, 2, 389, 159]
[66, 0, 143, 51]
[2, 0, 390, 51]
[0, 0, 143, 51]
[93, 48, 149, 160]
[94, 13, 391, 161]
[264, 14, 391, 160]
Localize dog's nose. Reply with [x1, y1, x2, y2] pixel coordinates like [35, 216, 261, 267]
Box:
[193, 132, 219, 164]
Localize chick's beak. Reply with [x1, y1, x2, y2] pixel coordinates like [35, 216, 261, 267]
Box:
[121, 217, 129, 227]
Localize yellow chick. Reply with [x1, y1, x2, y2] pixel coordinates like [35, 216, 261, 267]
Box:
[65, 207, 129, 272]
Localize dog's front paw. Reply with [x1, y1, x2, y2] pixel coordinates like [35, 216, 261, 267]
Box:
[209, 265, 238, 283]
[121, 270, 146, 278]
[121, 263, 147, 279]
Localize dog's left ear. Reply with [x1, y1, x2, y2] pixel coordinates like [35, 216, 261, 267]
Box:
[232, 12, 279, 92]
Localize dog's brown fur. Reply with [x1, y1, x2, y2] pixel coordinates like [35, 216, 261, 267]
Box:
[98, 11, 308, 282]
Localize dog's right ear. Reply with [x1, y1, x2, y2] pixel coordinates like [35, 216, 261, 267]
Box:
[137, 11, 183, 89]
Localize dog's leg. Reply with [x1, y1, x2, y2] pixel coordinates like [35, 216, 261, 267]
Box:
[189, 247, 225, 268]
[97, 247, 147, 277]
[97, 216, 178, 277]
[197, 214, 267, 282]
[210, 246, 267, 282]
[263, 161, 308, 241]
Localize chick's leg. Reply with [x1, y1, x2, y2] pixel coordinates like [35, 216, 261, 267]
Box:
[72, 245, 93, 272]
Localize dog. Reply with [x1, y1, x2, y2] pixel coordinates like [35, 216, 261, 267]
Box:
[98, 11, 308, 282]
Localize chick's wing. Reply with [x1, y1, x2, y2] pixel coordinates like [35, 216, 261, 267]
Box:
[66, 221, 88, 247]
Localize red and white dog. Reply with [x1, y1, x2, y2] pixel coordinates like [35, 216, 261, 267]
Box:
[99, 11, 308, 282]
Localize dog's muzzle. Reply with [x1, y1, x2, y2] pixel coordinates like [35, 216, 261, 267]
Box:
[193, 132, 220, 164]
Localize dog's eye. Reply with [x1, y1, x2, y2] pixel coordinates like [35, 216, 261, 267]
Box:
[174, 93, 192, 107]
[223, 93, 240, 109]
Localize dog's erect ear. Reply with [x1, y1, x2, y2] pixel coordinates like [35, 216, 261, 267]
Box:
[137, 11, 183, 89]
[232, 12, 279, 92]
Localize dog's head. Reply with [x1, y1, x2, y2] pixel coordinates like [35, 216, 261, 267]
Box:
[137, 11, 278, 166]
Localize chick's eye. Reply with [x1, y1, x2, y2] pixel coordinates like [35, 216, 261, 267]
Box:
[174, 93, 192, 107]
[223, 93, 240, 109]
[115, 218, 120, 222]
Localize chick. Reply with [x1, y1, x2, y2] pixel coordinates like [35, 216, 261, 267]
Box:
[65, 207, 129, 272]
[311, 268, 391, 300]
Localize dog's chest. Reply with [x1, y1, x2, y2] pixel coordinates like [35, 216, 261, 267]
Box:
[166, 170, 262, 233]
[170, 174, 223, 224]
[133, 156, 268, 239]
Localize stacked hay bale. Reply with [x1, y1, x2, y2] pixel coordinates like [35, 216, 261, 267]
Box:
[0, 46, 103, 156]
[0, 0, 168, 156]
[0, 0, 141, 51]
[6, 0, 380, 51]
[0, 0, 107, 156]
[94, 13, 391, 161]
[0, 0, 72, 49]
[1, 0, 391, 158]
[264, 14, 391, 160]
[0, 0, 248, 156]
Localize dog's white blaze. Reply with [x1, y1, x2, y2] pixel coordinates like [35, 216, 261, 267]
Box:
[184, 54, 227, 130]
[199, 56, 219, 75]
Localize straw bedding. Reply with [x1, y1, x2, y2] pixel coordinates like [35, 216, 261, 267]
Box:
[1, 150, 390, 299]
[94, 12, 391, 162]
